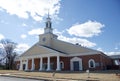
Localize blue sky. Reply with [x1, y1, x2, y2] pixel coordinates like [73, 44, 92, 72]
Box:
[0, 0, 120, 55]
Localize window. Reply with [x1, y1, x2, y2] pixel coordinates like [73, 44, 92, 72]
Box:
[60, 61, 64, 69]
[88, 59, 95, 68]
[42, 37, 46, 42]
[114, 60, 120, 65]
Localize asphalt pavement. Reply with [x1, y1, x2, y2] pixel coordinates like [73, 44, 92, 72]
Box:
[0, 76, 44, 81]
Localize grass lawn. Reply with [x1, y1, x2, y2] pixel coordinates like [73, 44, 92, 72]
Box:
[0, 70, 120, 81]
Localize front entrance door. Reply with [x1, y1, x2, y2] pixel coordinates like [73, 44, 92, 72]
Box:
[73, 61, 79, 71]
[23, 64, 26, 70]
[43, 63, 47, 70]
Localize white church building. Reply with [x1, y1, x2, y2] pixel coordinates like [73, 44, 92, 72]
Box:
[15, 15, 112, 71]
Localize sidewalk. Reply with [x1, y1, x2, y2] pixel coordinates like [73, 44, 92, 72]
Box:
[0, 73, 86, 81]
[0, 70, 120, 81]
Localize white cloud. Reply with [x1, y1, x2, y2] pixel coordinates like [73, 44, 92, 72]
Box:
[53, 29, 64, 36]
[21, 34, 27, 39]
[0, 20, 8, 24]
[67, 20, 104, 37]
[0, 34, 5, 40]
[97, 47, 103, 52]
[114, 43, 120, 50]
[105, 52, 120, 56]
[15, 43, 30, 54]
[53, 29, 96, 47]
[96, 47, 120, 56]
[0, 43, 3, 48]
[0, 20, 4, 23]
[28, 28, 44, 36]
[58, 35, 96, 48]
[115, 47, 118, 50]
[0, 0, 61, 21]
[22, 23, 27, 27]
[0, 7, 3, 11]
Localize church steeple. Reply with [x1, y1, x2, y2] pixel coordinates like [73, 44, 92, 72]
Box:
[44, 12, 53, 34]
[39, 12, 58, 46]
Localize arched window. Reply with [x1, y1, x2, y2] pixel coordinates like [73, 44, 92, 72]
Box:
[60, 61, 64, 69]
[88, 59, 95, 68]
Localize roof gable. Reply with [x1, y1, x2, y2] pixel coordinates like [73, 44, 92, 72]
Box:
[20, 43, 61, 57]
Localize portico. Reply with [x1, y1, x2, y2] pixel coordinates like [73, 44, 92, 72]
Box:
[19, 55, 61, 71]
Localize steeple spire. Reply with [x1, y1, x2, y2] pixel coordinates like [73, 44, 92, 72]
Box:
[48, 11, 50, 19]
[46, 11, 51, 28]
[44, 12, 53, 34]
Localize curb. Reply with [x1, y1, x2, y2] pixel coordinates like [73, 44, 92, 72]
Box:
[0, 74, 76, 81]
[0, 74, 50, 81]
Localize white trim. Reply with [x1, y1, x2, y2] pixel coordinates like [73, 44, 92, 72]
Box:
[31, 58, 35, 71]
[70, 57, 83, 71]
[19, 59, 23, 70]
[56, 55, 61, 71]
[25, 59, 28, 71]
[67, 52, 101, 57]
[20, 53, 65, 59]
[47, 56, 50, 71]
[19, 52, 101, 60]
[88, 59, 96, 68]
[39, 57, 43, 71]
[19, 58, 29, 71]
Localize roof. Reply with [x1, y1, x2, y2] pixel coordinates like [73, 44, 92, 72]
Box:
[20, 42, 63, 57]
[20, 37, 102, 57]
[50, 38, 101, 55]
[110, 55, 120, 59]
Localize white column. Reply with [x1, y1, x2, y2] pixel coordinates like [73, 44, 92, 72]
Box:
[47, 56, 50, 71]
[25, 59, 28, 71]
[19, 59, 23, 70]
[56, 56, 61, 71]
[39, 57, 43, 71]
[31, 58, 34, 71]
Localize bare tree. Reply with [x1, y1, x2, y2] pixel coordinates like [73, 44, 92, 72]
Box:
[0, 39, 17, 69]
